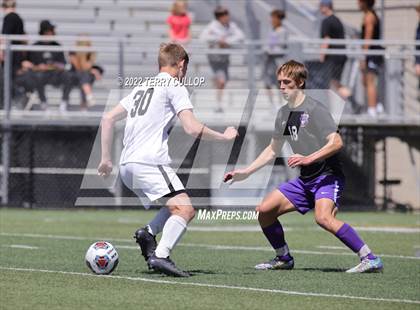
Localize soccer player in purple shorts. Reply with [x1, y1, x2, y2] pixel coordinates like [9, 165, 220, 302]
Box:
[224, 60, 383, 273]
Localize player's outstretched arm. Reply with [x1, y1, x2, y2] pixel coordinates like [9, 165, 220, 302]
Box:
[98, 104, 127, 177]
[224, 138, 283, 183]
[178, 109, 238, 141]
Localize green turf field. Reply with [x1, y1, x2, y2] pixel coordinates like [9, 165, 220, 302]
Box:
[0, 208, 419, 310]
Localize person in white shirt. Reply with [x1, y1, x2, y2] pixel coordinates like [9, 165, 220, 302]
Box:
[262, 9, 288, 108]
[199, 6, 245, 112]
[98, 43, 238, 277]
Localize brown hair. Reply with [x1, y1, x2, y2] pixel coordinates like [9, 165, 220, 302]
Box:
[2, 0, 16, 8]
[277, 60, 308, 89]
[158, 43, 189, 68]
[271, 9, 285, 20]
[359, 0, 375, 9]
[416, 4, 420, 13]
[214, 6, 229, 19]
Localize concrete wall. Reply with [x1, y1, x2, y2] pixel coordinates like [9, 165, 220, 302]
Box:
[376, 138, 420, 209]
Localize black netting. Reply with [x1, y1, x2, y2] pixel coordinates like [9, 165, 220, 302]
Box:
[8, 126, 97, 207]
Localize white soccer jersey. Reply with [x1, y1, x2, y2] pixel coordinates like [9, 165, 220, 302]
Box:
[119, 72, 193, 165]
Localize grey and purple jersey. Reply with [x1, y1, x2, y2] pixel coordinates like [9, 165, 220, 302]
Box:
[273, 95, 344, 180]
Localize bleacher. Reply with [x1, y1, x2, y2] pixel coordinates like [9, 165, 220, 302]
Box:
[1, 0, 417, 115]
[1, 0, 271, 113]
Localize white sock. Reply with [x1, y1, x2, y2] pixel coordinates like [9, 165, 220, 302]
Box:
[154, 215, 187, 258]
[275, 245, 290, 257]
[146, 208, 171, 236]
[357, 244, 371, 259]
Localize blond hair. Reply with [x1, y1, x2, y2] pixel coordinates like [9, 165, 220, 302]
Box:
[277, 60, 308, 89]
[158, 43, 189, 68]
[73, 35, 96, 71]
[171, 0, 187, 15]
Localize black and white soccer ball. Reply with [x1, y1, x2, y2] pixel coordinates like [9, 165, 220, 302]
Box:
[85, 241, 119, 275]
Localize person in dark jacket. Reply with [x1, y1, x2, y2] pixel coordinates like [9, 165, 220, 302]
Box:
[23, 20, 66, 110]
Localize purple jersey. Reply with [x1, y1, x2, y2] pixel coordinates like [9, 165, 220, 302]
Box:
[273, 96, 343, 180]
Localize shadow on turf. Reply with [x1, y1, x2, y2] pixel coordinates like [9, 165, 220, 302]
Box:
[136, 269, 217, 277]
[296, 267, 347, 273]
[187, 269, 217, 276]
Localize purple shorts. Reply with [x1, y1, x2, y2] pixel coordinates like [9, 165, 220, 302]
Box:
[278, 174, 345, 215]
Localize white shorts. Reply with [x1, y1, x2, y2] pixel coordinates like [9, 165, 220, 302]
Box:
[119, 162, 185, 203]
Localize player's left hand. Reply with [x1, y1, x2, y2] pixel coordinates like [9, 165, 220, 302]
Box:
[98, 160, 113, 178]
[287, 154, 312, 168]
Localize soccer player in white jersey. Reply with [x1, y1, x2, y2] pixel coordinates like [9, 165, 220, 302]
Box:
[98, 43, 238, 277]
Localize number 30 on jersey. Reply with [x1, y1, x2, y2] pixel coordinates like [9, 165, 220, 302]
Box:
[130, 88, 154, 117]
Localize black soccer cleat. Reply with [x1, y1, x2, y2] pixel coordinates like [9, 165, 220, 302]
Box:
[133, 227, 157, 262]
[147, 254, 190, 277]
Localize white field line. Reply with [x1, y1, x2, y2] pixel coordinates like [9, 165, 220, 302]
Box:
[1, 232, 419, 260]
[354, 227, 420, 233]
[57, 219, 419, 234]
[318, 246, 347, 250]
[118, 243, 420, 260]
[188, 226, 420, 233]
[0, 266, 419, 305]
[1, 244, 39, 250]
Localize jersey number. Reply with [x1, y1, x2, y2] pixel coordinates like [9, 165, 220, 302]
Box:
[287, 125, 298, 141]
[130, 88, 154, 117]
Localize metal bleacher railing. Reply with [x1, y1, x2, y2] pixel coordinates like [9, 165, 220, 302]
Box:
[1, 34, 419, 206]
[1, 34, 419, 115]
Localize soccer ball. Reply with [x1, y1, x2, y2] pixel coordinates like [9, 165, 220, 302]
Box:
[85, 241, 119, 275]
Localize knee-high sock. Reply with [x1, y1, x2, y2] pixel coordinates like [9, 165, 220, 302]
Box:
[146, 207, 171, 236]
[155, 215, 187, 258]
[335, 223, 376, 259]
[262, 220, 290, 258]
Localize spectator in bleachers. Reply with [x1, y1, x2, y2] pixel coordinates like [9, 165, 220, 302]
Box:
[358, 0, 384, 117]
[21, 20, 66, 110]
[200, 6, 245, 113]
[319, 0, 351, 100]
[415, 5, 420, 85]
[167, 0, 191, 44]
[62, 37, 102, 111]
[262, 9, 287, 108]
[1, 0, 31, 108]
[1, 0, 25, 73]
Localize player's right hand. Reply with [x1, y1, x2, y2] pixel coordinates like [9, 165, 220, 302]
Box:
[223, 127, 239, 141]
[98, 160, 113, 178]
[223, 169, 249, 184]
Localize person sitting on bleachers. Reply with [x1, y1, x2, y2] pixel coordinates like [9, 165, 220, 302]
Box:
[21, 20, 66, 110]
[61, 36, 102, 111]
[167, 0, 191, 44]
